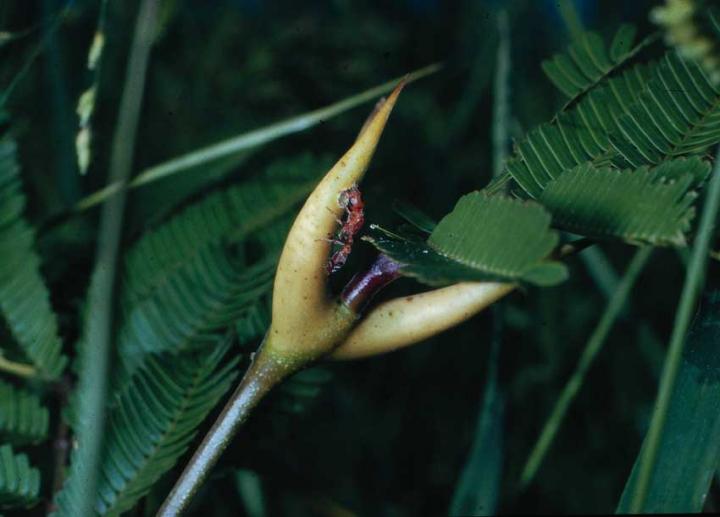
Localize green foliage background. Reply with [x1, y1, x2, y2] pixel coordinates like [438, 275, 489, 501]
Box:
[2, 0, 720, 515]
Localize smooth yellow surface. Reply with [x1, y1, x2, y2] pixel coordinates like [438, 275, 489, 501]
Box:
[268, 81, 404, 357]
[331, 282, 515, 360]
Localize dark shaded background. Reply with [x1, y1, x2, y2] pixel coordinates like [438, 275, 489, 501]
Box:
[3, 0, 715, 515]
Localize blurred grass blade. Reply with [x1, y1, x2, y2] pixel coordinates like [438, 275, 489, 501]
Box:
[556, 0, 584, 40]
[392, 199, 437, 233]
[235, 469, 266, 517]
[449, 323, 505, 516]
[492, 9, 511, 180]
[625, 148, 720, 512]
[0, 7, 67, 107]
[126, 148, 253, 232]
[71, 63, 441, 213]
[520, 246, 652, 488]
[579, 247, 620, 300]
[617, 290, 720, 513]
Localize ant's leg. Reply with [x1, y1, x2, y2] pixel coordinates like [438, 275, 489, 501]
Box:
[325, 206, 345, 226]
[315, 235, 345, 245]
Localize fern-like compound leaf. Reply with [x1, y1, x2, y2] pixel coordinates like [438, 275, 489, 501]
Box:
[0, 444, 40, 509]
[74, 163, 317, 514]
[365, 192, 567, 287]
[94, 338, 237, 516]
[511, 51, 720, 200]
[539, 157, 710, 246]
[0, 380, 49, 445]
[507, 62, 652, 197]
[118, 249, 274, 373]
[542, 24, 647, 103]
[610, 52, 720, 167]
[117, 155, 329, 379]
[122, 153, 329, 308]
[52, 337, 237, 516]
[234, 299, 271, 344]
[0, 133, 67, 378]
[508, 48, 716, 248]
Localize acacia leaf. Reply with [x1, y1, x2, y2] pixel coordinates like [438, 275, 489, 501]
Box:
[365, 192, 567, 287]
[0, 444, 40, 509]
[0, 380, 48, 445]
[0, 133, 66, 378]
[541, 24, 645, 102]
[539, 158, 709, 246]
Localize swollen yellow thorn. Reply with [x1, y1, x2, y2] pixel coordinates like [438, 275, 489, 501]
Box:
[266, 79, 406, 362]
[331, 282, 515, 360]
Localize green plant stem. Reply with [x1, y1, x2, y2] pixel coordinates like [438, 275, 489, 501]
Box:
[519, 246, 652, 489]
[0, 355, 36, 379]
[161, 254, 409, 515]
[157, 349, 295, 517]
[44, 62, 441, 226]
[53, 1, 158, 515]
[628, 148, 720, 512]
[160, 224, 594, 514]
[160, 253, 403, 516]
[492, 9, 510, 180]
